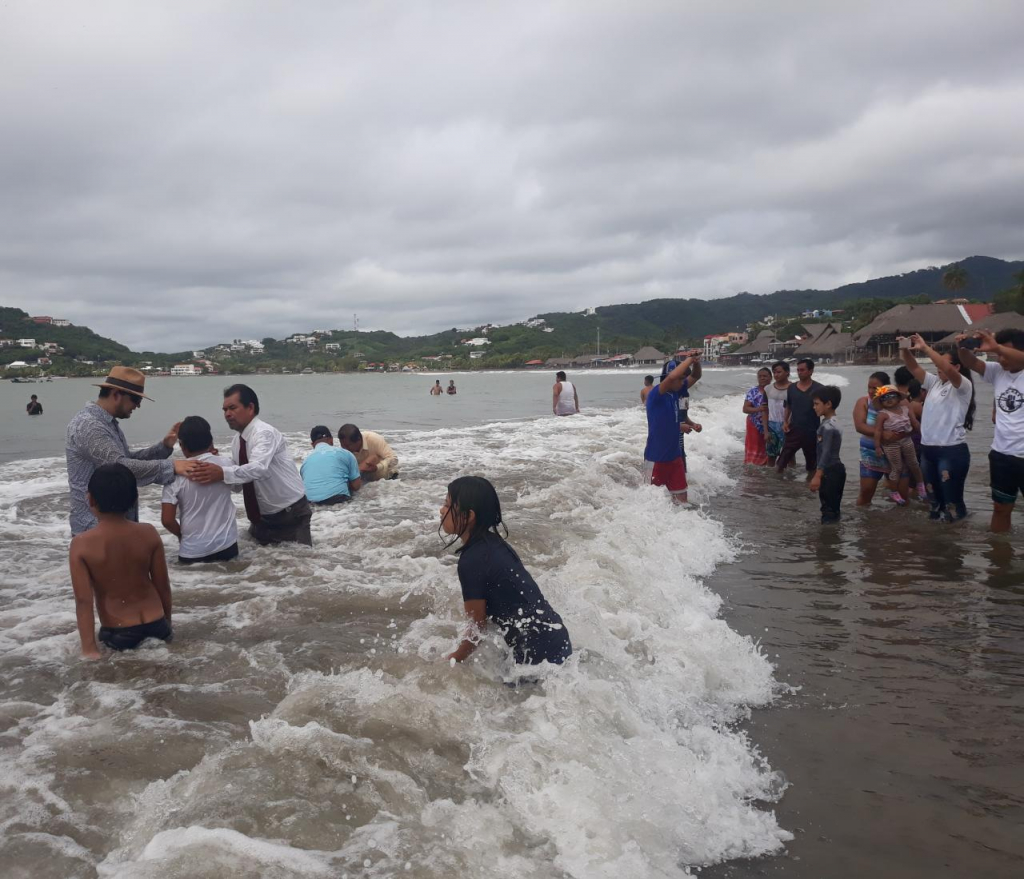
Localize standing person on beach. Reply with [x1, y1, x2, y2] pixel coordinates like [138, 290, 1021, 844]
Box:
[190, 384, 313, 545]
[65, 366, 193, 536]
[430, 380, 443, 396]
[742, 367, 771, 466]
[899, 334, 975, 522]
[440, 476, 571, 667]
[954, 329, 1024, 532]
[662, 348, 704, 460]
[553, 371, 579, 416]
[807, 386, 846, 524]
[776, 358, 823, 477]
[640, 375, 654, 405]
[645, 354, 697, 503]
[26, 394, 43, 415]
[764, 362, 791, 467]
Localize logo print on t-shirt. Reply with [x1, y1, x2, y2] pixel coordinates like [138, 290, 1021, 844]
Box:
[997, 387, 1024, 414]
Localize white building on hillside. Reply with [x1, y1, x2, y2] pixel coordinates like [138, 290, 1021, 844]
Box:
[462, 337, 491, 347]
[170, 364, 202, 376]
[17, 339, 36, 348]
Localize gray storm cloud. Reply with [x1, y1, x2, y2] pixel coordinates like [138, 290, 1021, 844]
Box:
[1, 0, 1022, 351]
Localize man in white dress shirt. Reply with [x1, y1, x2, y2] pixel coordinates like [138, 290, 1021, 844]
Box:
[191, 384, 312, 546]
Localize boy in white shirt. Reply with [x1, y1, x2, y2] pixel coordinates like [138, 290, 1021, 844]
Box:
[161, 416, 240, 563]
[957, 329, 1024, 532]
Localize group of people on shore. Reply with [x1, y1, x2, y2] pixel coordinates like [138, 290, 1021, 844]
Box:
[741, 329, 1024, 529]
[64, 367, 570, 670]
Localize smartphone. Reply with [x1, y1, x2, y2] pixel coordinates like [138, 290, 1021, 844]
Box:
[898, 337, 911, 350]
[960, 337, 982, 350]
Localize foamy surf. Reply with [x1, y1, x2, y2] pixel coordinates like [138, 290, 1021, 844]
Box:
[0, 393, 790, 877]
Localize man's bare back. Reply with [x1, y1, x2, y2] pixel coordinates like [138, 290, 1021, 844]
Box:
[70, 517, 171, 658]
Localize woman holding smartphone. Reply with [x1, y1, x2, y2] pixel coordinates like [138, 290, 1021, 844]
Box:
[898, 333, 976, 521]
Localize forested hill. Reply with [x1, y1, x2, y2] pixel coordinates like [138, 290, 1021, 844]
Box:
[2, 255, 1022, 371]
[535, 255, 1024, 351]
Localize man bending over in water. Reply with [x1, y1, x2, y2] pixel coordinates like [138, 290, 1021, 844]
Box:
[69, 463, 173, 659]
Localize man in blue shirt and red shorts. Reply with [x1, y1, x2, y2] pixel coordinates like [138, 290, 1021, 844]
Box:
[645, 352, 700, 503]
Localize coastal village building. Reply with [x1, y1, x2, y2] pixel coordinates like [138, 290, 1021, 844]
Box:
[852, 303, 994, 361]
[631, 346, 666, 366]
[170, 364, 203, 376]
[934, 311, 1024, 348]
[17, 338, 36, 348]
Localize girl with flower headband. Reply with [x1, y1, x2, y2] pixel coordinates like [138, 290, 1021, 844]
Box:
[872, 384, 926, 505]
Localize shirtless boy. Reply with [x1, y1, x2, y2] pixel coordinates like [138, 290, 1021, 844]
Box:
[68, 463, 172, 658]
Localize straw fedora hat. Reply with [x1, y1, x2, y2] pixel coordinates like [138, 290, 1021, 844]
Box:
[93, 366, 155, 401]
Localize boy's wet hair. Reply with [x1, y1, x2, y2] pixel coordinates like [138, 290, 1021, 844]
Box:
[88, 463, 138, 514]
[644, 375, 654, 385]
[812, 385, 842, 411]
[178, 416, 213, 453]
[907, 379, 923, 400]
[893, 366, 913, 386]
[441, 475, 508, 551]
[771, 361, 790, 373]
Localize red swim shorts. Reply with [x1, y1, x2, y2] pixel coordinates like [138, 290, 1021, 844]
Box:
[649, 458, 687, 495]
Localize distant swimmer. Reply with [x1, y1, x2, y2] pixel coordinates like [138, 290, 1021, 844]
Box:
[430, 380, 443, 396]
[69, 464, 173, 659]
[338, 423, 399, 481]
[190, 384, 313, 546]
[640, 375, 654, 405]
[301, 425, 362, 505]
[552, 370, 579, 416]
[26, 394, 43, 415]
[440, 476, 572, 667]
[447, 380, 457, 395]
[160, 416, 240, 564]
[65, 366, 194, 536]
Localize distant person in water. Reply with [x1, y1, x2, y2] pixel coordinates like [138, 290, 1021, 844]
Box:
[645, 353, 698, 503]
[69, 464, 173, 658]
[807, 386, 845, 524]
[26, 394, 43, 415]
[160, 416, 239, 564]
[191, 384, 313, 546]
[338, 423, 399, 481]
[301, 425, 362, 504]
[447, 380, 457, 395]
[552, 371, 579, 416]
[640, 375, 654, 405]
[65, 366, 193, 536]
[742, 367, 771, 466]
[440, 476, 571, 667]
[430, 380, 443, 396]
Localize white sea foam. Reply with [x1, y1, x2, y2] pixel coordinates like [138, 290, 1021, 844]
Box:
[0, 392, 789, 877]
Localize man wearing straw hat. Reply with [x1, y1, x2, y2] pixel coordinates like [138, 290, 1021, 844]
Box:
[65, 366, 193, 535]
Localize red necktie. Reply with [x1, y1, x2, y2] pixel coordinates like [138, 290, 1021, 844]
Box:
[238, 436, 262, 523]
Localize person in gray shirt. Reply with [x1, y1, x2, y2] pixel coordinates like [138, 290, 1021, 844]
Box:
[808, 385, 846, 524]
[66, 367, 194, 535]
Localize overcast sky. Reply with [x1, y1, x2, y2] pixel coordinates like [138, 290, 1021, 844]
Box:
[1, 1, 1022, 351]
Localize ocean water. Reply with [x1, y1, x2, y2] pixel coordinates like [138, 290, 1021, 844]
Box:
[0, 370, 794, 878]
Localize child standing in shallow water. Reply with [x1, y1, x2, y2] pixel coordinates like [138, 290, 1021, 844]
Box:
[440, 476, 572, 667]
[873, 385, 926, 505]
[69, 463, 173, 658]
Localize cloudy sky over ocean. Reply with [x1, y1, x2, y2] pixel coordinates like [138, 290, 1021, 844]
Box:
[2, 1, 1022, 351]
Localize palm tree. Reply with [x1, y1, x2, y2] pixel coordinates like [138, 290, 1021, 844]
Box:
[942, 263, 968, 294]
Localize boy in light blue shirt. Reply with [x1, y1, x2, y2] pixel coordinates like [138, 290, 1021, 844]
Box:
[300, 425, 362, 505]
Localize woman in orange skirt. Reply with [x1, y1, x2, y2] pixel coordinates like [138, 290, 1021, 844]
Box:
[742, 367, 771, 466]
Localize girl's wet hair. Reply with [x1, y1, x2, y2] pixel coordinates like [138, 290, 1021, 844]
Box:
[869, 371, 891, 385]
[441, 475, 508, 551]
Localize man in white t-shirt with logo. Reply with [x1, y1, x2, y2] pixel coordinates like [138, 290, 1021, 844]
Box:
[161, 416, 240, 563]
[957, 328, 1024, 532]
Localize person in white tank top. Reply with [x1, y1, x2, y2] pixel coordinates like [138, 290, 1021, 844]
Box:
[552, 371, 580, 416]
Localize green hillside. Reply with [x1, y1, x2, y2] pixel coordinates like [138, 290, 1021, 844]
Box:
[3, 255, 1022, 373]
